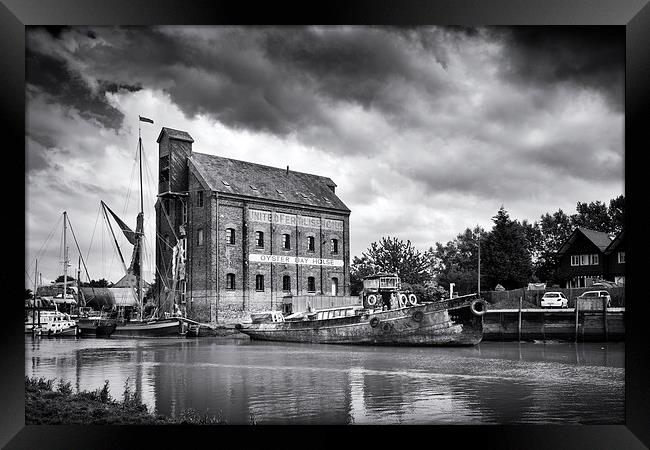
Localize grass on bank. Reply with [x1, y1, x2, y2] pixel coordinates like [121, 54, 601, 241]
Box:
[25, 376, 241, 425]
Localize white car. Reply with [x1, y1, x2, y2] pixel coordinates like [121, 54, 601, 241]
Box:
[577, 290, 612, 307]
[540, 292, 569, 308]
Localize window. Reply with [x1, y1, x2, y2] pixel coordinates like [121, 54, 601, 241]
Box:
[196, 191, 204, 207]
[580, 254, 590, 266]
[332, 277, 339, 296]
[255, 231, 264, 248]
[618, 251, 625, 263]
[226, 273, 235, 290]
[331, 238, 339, 254]
[282, 275, 291, 291]
[255, 274, 264, 291]
[307, 277, 316, 292]
[570, 255, 580, 266]
[226, 228, 235, 244]
[159, 155, 170, 184]
[282, 234, 291, 250]
[590, 254, 599, 265]
[307, 236, 315, 252]
[178, 201, 187, 224]
[250, 184, 258, 191]
[197, 228, 204, 246]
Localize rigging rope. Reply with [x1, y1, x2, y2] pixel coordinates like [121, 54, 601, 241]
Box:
[26, 213, 63, 277]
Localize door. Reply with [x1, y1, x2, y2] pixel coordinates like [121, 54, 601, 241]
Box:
[331, 277, 338, 296]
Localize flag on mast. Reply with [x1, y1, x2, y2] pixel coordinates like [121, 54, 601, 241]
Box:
[139, 116, 154, 124]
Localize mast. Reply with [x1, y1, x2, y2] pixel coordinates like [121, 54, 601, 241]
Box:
[138, 122, 144, 320]
[478, 230, 481, 297]
[63, 211, 68, 304]
[32, 259, 38, 333]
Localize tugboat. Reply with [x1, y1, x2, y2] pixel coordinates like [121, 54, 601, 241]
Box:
[236, 273, 487, 346]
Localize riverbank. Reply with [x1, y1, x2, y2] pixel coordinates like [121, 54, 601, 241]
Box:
[25, 377, 240, 425]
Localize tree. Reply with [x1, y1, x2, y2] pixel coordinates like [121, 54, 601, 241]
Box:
[427, 226, 487, 295]
[571, 200, 613, 233]
[482, 207, 533, 290]
[25, 289, 33, 299]
[608, 195, 625, 234]
[349, 255, 377, 295]
[352, 236, 431, 287]
[55, 275, 76, 283]
[80, 278, 111, 288]
[532, 209, 574, 283]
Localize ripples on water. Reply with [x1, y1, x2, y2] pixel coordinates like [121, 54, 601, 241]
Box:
[25, 337, 624, 425]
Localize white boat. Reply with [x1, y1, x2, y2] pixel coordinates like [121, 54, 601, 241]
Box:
[25, 307, 79, 337]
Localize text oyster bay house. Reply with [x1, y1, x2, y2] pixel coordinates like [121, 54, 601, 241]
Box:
[155, 127, 351, 323]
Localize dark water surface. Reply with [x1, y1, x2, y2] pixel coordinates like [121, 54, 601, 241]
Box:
[25, 337, 624, 424]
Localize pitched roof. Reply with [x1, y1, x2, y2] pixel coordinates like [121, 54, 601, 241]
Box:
[556, 227, 613, 256]
[156, 127, 194, 143]
[605, 229, 625, 254]
[578, 227, 613, 251]
[188, 152, 350, 213]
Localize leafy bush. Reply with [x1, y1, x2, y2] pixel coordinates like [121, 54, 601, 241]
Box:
[57, 379, 73, 396]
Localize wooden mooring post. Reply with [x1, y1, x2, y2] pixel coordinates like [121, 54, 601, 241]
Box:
[518, 296, 522, 342]
[574, 298, 579, 342]
[603, 297, 609, 342]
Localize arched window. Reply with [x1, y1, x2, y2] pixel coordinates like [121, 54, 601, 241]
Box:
[307, 236, 315, 252]
[331, 277, 339, 296]
[226, 273, 235, 290]
[331, 238, 339, 254]
[282, 275, 291, 291]
[196, 228, 204, 246]
[225, 228, 235, 244]
[255, 231, 264, 248]
[307, 277, 316, 293]
[255, 274, 265, 291]
[282, 234, 291, 250]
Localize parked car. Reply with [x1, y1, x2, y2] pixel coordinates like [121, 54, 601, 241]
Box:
[540, 292, 569, 308]
[576, 290, 612, 307]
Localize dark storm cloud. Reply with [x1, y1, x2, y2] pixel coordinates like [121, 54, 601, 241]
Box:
[26, 47, 126, 130]
[494, 26, 624, 111]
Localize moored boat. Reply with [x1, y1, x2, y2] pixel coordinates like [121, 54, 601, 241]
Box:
[236, 293, 487, 346]
[26, 309, 80, 337]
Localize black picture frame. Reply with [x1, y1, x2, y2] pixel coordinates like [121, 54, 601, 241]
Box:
[3, 1, 649, 448]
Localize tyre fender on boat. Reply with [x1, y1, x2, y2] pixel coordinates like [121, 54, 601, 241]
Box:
[407, 293, 418, 306]
[381, 321, 393, 333]
[398, 293, 408, 307]
[412, 310, 424, 322]
[366, 294, 378, 307]
[369, 317, 380, 328]
[470, 299, 488, 316]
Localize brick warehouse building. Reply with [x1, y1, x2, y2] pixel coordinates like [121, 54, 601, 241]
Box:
[155, 127, 351, 323]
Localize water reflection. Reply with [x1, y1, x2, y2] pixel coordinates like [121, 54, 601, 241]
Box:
[25, 337, 624, 424]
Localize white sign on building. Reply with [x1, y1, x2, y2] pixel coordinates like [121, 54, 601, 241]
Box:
[249, 209, 343, 231]
[249, 253, 344, 267]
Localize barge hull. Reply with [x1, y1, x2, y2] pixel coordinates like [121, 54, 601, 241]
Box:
[238, 299, 483, 346]
[111, 319, 181, 337]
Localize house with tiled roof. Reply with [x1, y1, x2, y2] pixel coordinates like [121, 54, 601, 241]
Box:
[604, 230, 625, 285]
[554, 227, 623, 288]
[154, 127, 351, 324]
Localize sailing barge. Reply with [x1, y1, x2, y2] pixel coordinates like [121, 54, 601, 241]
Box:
[236, 274, 487, 346]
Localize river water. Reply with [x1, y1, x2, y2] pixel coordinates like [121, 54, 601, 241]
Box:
[25, 336, 624, 425]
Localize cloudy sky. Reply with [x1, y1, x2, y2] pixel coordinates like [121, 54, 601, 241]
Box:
[25, 26, 624, 286]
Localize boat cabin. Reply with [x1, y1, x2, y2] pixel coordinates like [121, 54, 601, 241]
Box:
[251, 310, 285, 324]
[362, 273, 401, 292]
[312, 305, 363, 321]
